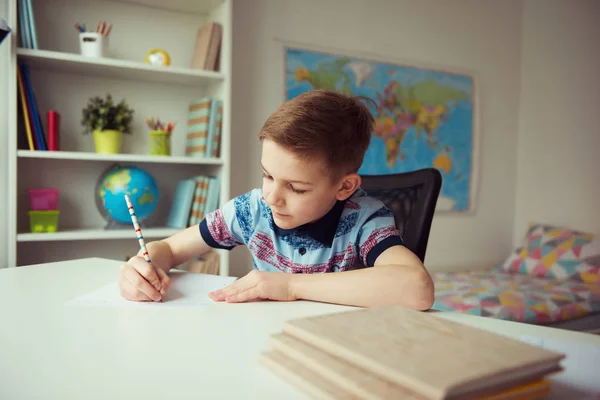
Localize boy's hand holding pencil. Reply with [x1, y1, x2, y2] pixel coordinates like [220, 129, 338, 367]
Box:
[120, 255, 170, 302]
[119, 194, 171, 302]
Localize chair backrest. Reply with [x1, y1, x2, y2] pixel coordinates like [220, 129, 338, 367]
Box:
[359, 168, 442, 263]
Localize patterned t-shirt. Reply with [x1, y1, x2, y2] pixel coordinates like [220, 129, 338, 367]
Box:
[199, 187, 403, 273]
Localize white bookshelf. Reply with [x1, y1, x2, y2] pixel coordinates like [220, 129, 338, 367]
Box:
[17, 149, 223, 165]
[17, 228, 181, 242]
[17, 48, 225, 85]
[5, 0, 232, 275]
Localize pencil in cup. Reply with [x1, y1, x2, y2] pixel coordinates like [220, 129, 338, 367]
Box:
[124, 194, 151, 263]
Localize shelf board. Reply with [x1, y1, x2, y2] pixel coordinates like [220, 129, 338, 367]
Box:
[17, 227, 181, 242]
[17, 49, 224, 85]
[95, 0, 224, 14]
[17, 150, 223, 165]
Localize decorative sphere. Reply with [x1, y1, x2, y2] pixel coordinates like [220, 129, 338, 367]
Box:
[95, 165, 159, 225]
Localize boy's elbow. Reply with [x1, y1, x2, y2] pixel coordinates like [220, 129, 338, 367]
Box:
[401, 267, 435, 311]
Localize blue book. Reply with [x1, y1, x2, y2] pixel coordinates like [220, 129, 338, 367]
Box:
[25, 0, 38, 49]
[166, 179, 197, 229]
[20, 64, 46, 150]
[205, 99, 220, 157]
[204, 176, 221, 215]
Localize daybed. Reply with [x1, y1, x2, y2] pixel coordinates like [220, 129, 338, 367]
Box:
[431, 222, 600, 333]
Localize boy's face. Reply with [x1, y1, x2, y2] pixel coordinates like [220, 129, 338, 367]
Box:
[260, 139, 358, 229]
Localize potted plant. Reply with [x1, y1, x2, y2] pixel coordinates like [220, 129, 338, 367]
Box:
[81, 94, 134, 154]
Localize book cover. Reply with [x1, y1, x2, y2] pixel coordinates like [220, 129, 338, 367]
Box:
[211, 100, 223, 158]
[185, 98, 211, 156]
[166, 179, 197, 229]
[188, 176, 209, 226]
[190, 22, 217, 70]
[281, 306, 565, 399]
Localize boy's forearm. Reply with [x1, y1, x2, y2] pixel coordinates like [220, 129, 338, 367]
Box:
[140, 224, 213, 272]
[290, 265, 434, 309]
[139, 240, 174, 272]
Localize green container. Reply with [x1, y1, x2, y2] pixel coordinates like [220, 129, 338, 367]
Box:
[28, 210, 60, 233]
[149, 130, 171, 156]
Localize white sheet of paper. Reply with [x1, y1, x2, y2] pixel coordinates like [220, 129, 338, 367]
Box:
[65, 271, 237, 308]
[520, 335, 600, 399]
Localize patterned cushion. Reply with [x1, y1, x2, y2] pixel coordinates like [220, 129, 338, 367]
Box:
[498, 222, 600, 283]
[432, 269, 600, 324]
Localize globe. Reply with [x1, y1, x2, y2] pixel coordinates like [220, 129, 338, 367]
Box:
[95, 165, 159, 227]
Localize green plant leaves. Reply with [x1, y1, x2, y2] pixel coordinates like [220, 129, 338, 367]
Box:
[81, 93, 134, 134]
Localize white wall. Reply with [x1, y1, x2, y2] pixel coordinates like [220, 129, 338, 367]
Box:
[230, 0, 524, 275]
[513, 0, 600, 242]
[0, 0, 9, 268]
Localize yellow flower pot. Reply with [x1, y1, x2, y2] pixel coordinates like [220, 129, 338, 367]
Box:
[93, 129, 122, 154]
[149, 130, 171, 156]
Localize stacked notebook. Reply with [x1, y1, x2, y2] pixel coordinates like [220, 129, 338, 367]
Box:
[260, 306, 565, 400]
[185, 97, 223, 158]
[190, 22, 222, 71]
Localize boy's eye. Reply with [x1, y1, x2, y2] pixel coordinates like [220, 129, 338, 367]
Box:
[263, 171, 307, 194]
[289, 185, 307, 194]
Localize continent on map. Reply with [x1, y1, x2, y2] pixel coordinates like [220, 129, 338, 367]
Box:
[103, 170, 131, 194]
[373, 79, 467, 169]
[138, 192, 154, 206]
[294, 57, 354, 94]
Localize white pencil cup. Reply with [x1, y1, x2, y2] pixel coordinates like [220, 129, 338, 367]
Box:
[79, 32, 107, 57]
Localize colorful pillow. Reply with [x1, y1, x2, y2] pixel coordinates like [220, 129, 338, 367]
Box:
[498, 222, 600, 284]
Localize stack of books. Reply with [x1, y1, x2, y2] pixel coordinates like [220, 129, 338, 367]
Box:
[260, 306, 565, 400]
[17, 0, 39, 49]
[190, 22, 222, 71]
[17, 63, 54, 151]
[166, 175, 220, 229]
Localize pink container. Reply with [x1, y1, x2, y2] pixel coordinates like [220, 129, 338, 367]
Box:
[28, 189, 59, 210]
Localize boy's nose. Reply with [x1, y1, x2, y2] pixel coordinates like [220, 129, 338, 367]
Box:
[266, 188, 285, 207]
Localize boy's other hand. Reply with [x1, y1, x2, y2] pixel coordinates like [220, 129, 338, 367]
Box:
[208, 270, 296, 303]
[119, 256, 171, 302]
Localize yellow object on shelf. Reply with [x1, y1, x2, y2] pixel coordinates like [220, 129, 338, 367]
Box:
[28, 210, 60, 233]
[145, 48, 170, 66]
[149, 130, 171, 156]
[93, 129, 122, 154]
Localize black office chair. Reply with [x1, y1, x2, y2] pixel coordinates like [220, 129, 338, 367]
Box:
[359, 168, 442, 263]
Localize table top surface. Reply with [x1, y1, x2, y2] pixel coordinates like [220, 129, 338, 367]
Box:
[2, 258, 599, 400]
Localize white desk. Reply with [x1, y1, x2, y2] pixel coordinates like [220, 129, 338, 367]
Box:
[1, 258, 599, 400]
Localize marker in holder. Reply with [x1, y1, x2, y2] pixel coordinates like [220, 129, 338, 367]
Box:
[79, 32, 107, 57]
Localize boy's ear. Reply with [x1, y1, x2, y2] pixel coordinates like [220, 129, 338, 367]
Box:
[336, 173, 361, 201]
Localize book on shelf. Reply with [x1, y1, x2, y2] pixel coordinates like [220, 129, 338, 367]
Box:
[190, 22, 222, 72]
[17, 0, 38, 49]
[260, 305, 565, 400]
[166, 175, 220, 229]
[185, 97, 223, 158]
[17, 63, 48, 151]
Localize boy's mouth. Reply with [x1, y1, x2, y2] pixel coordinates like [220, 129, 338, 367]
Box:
[272, 211, 290, 218]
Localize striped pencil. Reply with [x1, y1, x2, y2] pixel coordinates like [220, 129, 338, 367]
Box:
[124, 194, 151, 263]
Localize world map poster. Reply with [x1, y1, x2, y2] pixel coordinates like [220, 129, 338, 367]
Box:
[284, 46, 478, 212]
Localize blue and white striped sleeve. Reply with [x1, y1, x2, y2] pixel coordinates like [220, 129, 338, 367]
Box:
[356, 205, 403, 267]
[199, 188, 261, 250]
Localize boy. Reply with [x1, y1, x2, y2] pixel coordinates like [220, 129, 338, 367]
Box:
[119, 89, 434, 310]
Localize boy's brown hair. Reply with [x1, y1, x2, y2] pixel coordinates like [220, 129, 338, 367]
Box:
[258, 89, 374, 180]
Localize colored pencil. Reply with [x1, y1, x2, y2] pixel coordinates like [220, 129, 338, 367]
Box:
[124, 194, 151, 264]
[146, 117, 176, 133]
